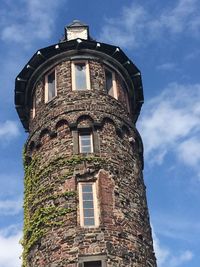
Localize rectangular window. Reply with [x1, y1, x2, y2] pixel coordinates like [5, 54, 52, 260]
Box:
[105, 68, 117, 99]
[72, 61, 90, 90]
[122, 80, 130, 113]
[45, 69, 56, 102]
[79, 132, 93, 153]
[84, 261, 102, 267]
[79, 256, 106, 267]
[79, 183, 99, 227]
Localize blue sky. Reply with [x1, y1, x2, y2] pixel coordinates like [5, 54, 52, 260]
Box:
[0, 0, 200, 266]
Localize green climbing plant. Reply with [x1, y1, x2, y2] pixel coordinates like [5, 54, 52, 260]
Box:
[22, 150, 105, 266]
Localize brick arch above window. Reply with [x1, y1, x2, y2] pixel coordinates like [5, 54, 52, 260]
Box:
[101, 117, 118, 136]
[29, 141, 35, 152]
[39, 128, 51, 145]
[55, 119, 69, 130]
[39, 128, 50, 139]
[121, 124, 131, 138]
[77, 115, 94, 128]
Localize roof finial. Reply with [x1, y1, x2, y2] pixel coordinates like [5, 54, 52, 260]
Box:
[64, 20, 89, 41]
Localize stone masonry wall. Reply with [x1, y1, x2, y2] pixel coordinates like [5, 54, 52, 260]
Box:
[23, 58, 157, 267]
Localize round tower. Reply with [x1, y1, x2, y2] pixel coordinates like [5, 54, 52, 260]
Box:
[15, 21, 157, 267]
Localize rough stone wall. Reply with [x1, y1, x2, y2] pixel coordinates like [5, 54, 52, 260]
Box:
[23, 59, 156, 267]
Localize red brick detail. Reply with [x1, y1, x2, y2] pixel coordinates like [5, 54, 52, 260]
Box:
[98, 170, 114, 225]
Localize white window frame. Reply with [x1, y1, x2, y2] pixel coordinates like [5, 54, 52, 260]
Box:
[79, 132, 93, 154]
[105, 68, 118, 99]
[32, 93, 36, 119]
[44, 69, 57, 103]
[79, 255, 107, 267]
[71, 61, 91, 90]
[78, 182, 99, 228]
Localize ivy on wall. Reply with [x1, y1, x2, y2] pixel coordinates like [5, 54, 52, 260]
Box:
[22, 150, 105, 267]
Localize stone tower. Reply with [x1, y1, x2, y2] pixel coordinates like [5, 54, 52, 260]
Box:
[15, 21, 157, 267]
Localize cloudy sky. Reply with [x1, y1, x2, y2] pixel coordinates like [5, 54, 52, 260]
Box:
[0, 0, 200, 266]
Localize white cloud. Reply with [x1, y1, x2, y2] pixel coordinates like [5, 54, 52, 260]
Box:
[0, 226, 22, 267]
[0, 198, 22, 215]
[153, 229, 170, 266]
[99, 0, 200, 48]
[138, 83, 200, 171]
[169, 251, 193, 267]
[99, 3, 148, 48]
[153, 229, 194, 267]
[157, 0, 197, 34]
[156, 62, 177, 71]
[0, 0, 67, 46]
[0, 120, 20, 141]
[177, 137, 200, 167]
[99, 4, 148, 48]
[152, 213, 200, 242]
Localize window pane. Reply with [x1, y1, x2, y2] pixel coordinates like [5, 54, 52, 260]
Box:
[79, 133, 92, 153]
[84, 217, 95, 226]
[83, 193, 93, 200]
[81, 146, 92, 153]
[84, 261, 102, 267]
[81, 134, 90, 139]
[80, 183, 97, 227]
[81, 139, 91, 146]
[75, 63, 87, 90]
[82, 184, 93, 193]
[83, 208, 94, 217]
[48, 71, 56, 100]
[105, 69, 114, 96]
[83, 201, 94, 209]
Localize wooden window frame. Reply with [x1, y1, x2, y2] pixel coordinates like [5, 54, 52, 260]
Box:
[79, 131, 93, 154]
[105, 67, 118, 99]
[73, 129, 100, 155]
[71, 61, 91, 91]
[78, 182, 99, 228]
[44, 69, 57, 103]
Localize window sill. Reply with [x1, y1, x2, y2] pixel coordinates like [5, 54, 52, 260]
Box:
[44, 95, 57, 104]
[72, 88, 91, 91]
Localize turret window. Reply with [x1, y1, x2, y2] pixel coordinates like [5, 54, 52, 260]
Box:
[72, 127, 99, 155]
[79, 132, 93, 153]
[84, 261, 101, 267]
[121, 80, 130, 113]
[79, 255, 106, 267]
[45, 69, 56, 102]
[105, 68, 118, 99]
[72, 61, 90, 90]
[79, 182, 99, 227]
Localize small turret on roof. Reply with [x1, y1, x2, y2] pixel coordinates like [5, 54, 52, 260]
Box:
[65, 20, 90, 41]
